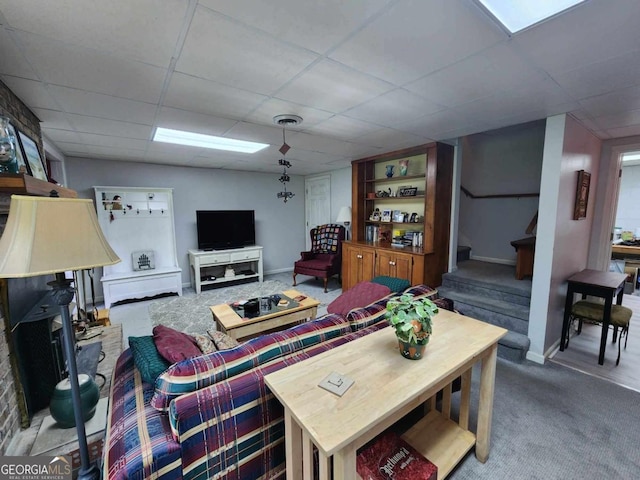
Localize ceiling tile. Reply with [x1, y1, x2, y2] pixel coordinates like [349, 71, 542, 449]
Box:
[0, 27, 39, 79]
[64, 113, 152, 139]
[75, 133, 149, 150]
[0, 0, 189, 67]
[276, 59, 393, 113]
[47, 85, 157, 124]
[243, 98, 334, 128]
[396, 108, 472, 138]
[164, 73, 268, 120]
[305, 115, 381, 140]
[41, 128, 82, 144]
[591, 109, 640, 131]
[0, 76, 60, 110]
[578, 84, 640, 118]
[354, 128, 433, 150]
[513, 0, 640, 76]
[30, 108, 74, 130]
[406, 42, 545, 107]
[329, 0, 504, 85]
[15, 32, 166, 103]
[52, 141, 89, 155]
[345, 88, 444, 126]
[224, 121, 290, 145]
[553, 50, 640, 100]
[176, 6, 318, 95]
[155, 107, 238, 136]
[198, 0, 392, 54]
[605, 124, 640, 138]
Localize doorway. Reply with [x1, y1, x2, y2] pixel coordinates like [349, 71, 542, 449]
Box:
[304, 175, 331, 251]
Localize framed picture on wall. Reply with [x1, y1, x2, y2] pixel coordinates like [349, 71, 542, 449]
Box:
[17, 130, 48, 181]
[7, 123, 30, 175]
[573, 170, 591, 220]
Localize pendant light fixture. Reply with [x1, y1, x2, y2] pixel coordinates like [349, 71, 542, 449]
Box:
[273, 115, 302, 203]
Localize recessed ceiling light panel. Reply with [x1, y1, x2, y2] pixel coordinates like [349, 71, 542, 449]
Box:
[475, 0, 587, 33]
[153, 127, 269, 153]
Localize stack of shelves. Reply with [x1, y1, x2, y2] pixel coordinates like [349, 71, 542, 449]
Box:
[343, 143, 453, 290]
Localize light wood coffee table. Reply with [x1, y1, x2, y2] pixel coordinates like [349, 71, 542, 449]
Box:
[210, 289, 320, 341]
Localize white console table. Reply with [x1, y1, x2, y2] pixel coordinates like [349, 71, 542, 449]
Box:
[188, 246, 263, 294]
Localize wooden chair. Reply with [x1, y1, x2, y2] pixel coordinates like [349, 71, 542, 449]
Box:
[293, 224, 345, 293]
[568, 300, 632, 365]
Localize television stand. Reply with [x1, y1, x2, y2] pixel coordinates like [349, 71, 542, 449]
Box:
[188, 246, 263, 294]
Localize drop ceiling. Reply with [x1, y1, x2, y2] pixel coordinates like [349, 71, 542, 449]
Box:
[1, 0, 640, 176]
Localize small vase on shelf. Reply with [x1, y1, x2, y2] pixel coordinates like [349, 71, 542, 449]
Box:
[385, 165, 395, 178]
[0, 116, 19, 174]
[399, 159, 409, 176]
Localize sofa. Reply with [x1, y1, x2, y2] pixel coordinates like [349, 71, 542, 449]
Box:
[103, 283, 453, 480]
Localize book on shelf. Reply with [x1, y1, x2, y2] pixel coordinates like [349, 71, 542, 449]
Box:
[378, 225, 392, 243]
[356, 431, 437, 480]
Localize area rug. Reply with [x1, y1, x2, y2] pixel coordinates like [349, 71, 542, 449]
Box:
[148, 279, 338, 335]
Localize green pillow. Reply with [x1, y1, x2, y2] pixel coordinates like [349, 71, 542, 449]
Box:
[128, 336, 172, 385]
[371, 276, 411, 293]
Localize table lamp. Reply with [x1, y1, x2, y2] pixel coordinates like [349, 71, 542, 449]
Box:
[336, 206, 352, 240]
[0, 195, 120, 480]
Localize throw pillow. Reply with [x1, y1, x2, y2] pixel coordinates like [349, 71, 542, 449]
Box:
[327, 281, 391, 317]
[371, 276, 411, 293]
[193, 333, 217, 354]
[128, 335, 171, 384]
[152, 325, 202, 363]
[208, 330, 241, 350]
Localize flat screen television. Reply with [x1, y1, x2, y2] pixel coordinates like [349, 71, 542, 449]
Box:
[196, 210, 256, 250]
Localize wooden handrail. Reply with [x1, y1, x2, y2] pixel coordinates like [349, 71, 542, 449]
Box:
[460, 185, 539, 199]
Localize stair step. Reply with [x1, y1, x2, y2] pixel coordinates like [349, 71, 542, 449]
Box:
[440, 289, 529, 335]
[498, 331, 530, 363]
[442, 274, 530, 306]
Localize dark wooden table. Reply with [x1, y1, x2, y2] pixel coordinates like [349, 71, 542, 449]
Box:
[510, 236, 535, 280]
[560, 269, 627, 365]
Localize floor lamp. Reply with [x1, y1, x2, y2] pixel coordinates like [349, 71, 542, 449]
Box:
[0, 195, 120, 480]
[336, 206, 352, 240]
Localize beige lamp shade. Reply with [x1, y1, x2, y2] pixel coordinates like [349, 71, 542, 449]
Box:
[336, 206, 352, 223]
[0, 195, 120, 277]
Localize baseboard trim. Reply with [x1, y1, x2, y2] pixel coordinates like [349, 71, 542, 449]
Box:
[526, 349, 546, 364]
[526, 338, 561, 365]
[265, 267, 294, 275]
[469, 254, 516, 266]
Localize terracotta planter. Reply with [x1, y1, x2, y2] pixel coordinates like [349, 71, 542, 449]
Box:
[397, 338, 428, 360]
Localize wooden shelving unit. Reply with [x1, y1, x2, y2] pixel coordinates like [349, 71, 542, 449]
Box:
[343, 142, 454, 290]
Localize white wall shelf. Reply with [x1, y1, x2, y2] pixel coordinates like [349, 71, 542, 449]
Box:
[94, 186, 182, 308]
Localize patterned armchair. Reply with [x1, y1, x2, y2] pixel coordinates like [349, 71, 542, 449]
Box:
[293, 224, 345, 292]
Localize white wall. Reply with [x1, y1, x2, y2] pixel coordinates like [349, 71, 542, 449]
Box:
[459, 121, 545, 263]
[65, 158, 350, 297]
[527, 114, 602, 361]
[615, 164, 640, 234]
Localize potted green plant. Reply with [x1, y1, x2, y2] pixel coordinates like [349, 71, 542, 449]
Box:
[386, 294, 439, 360]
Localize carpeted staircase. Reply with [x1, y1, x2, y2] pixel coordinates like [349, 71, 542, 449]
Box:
[438, 260, 531, 362]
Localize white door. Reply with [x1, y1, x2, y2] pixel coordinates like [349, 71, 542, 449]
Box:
[305, 175, 331, 250]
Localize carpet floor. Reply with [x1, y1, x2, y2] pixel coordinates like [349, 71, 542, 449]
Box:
[449, 358, 640, 479]
[148, 274, 342, 335]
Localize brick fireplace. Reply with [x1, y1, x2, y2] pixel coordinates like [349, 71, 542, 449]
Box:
[0, 79, 48, 455]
